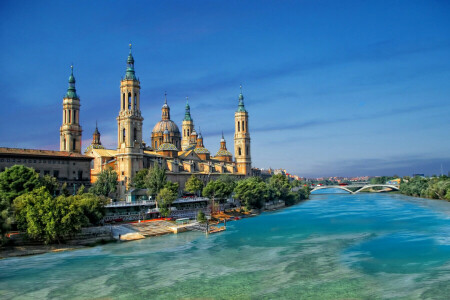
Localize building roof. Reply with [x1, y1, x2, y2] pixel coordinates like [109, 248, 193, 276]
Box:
[0, 147, 92, 160]
[152, 119, 180, 134]
[90, 148, 117, 157]
[194, 147, 210, 154]
[84, 144, 105, 153]
[157, 143, 178, 151]
[215, 149, 233, 157]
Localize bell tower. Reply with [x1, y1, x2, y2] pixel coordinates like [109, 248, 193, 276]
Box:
[234, 85, 251, 176]
[181, 97, 194, 150]
[60, 65, 82, 153]
[116, 44, 144, 197]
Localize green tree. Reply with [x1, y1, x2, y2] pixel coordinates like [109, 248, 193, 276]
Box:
[156, 187, 177, 218]
[203, 180, 233, 202]
[185, 175, 203, 195]
[234, 177, 268, 210]
[0, 165, 41, 204]
[90, 167, 118, 197]
[268, 174, 291, 201]
[40, 174, 59, 195]
[132, 169, 149, 189]
[14, 187, 88, 244]
[197, 210, 206, 223]
[0, 165, 42, 239]
[164, 181, 179, 196]
[145, 163, 167, 198]
[77, 193, 108, 226]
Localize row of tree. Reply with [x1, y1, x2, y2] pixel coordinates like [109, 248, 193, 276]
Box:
[133, 166, 311, 214]
[0, 165, 107, 244]
[400, 176, 450, 201]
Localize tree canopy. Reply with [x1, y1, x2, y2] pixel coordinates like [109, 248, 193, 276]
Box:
[132, 169, 149, 189]
[185, 175, 203, 195]
[90, 167, 118, 197]
[145, 163, 167, 198]
[234, 177, 269, 210]
[156, 187, 177, 218]
[0, 165, 41, 204]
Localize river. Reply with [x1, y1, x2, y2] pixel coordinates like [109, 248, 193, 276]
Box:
[1, 191, 450, 299]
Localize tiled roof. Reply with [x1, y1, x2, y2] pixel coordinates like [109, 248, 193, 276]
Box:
[215, 149, 232, 157]
[84, 144, 105, 153]
[194, 147, 210, 154]
[0, 147, 92, 160]
[157, 143, 178, 151]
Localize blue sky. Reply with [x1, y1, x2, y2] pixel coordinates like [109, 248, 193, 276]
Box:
[1, 0, 449, 177]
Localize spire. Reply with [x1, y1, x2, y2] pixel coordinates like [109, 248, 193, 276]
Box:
[94, 120, 99, 135]
[92, 121, 101, 145]
[125, 43, 137, 80]
[221, 131, 225, 142]
[65, 64, 79, 99]
[184, 96, 193, 121]
[161, 92, 170, 120]
[237, 84, 246, 112]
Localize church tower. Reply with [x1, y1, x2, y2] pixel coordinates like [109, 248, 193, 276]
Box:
[116, 44, 144, 196]
[181, 97, 194, 150]
[234, 86, 251, 176]
[60, 65, 82, 153]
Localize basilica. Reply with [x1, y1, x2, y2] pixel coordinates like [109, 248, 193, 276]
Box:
[60, 45, 252, 198]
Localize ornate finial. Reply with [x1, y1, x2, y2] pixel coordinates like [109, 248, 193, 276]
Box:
[222, 131, 224, 139]
[96, 120, 98, 129]
[240, 84, 242, 93]
[129, 43, 132, 52]
[186, 96, 189, 104]
[70, 64, 73, 74]
[164, 91, 167, 104]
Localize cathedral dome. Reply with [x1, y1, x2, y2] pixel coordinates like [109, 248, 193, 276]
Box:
[152, 120, 180, 134]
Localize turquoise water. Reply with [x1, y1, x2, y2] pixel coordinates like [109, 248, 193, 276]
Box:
[1, 192, 450, 299]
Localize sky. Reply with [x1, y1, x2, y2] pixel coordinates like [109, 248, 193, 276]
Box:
[0, 0, 449, 177]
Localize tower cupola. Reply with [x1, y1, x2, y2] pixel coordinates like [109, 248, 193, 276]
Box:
[65, 65, 79, 99]
[125, 43, 137, 80]
[184, 97, 192, 121]
[237, 85, 246, 112]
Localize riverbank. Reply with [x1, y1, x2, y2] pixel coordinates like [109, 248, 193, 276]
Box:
[0, 202, 294, 259]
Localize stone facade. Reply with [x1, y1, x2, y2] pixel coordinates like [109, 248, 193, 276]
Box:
[0, 147, 92, 188]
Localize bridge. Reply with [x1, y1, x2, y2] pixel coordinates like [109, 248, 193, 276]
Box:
[310, 184, 400, 194]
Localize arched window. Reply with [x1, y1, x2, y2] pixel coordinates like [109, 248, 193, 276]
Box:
[122, 128, 126, 143]
[187, 129, 190, 136]
[73, 138, 76, 150]
[122, 93, 125, 110]
[64, 110, 66, 123]
[242, 121, 245, 132]
[238, 121, 240, 132]
[184, 129, 186, 137]
[246, 146, 249, 155]
[134, 93, 137, 110]
[68, 110, 71, 123]
[128, 93, 131, 110]
[64, 138, 66, 150]
[155, 141, 157, 148]
[238, 147, 241, 156]
[74, 110, 77, 124]
[133, 127, 137, 142]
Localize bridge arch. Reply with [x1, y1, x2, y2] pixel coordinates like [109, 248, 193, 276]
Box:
[353, 184, 399, 194]
[310, 186, 353, 194]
